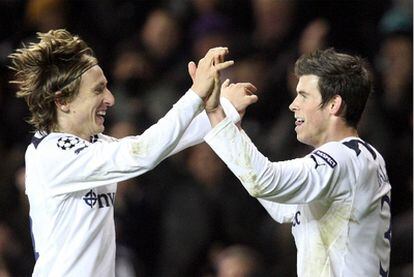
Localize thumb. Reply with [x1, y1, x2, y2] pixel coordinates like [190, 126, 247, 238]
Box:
[248, 94, 259, 104]
[221, 79, 230, 90]
[188, 61, 197, 82]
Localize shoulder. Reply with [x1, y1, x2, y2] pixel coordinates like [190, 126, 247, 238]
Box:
[30, 133, 95, 159]
[97, 133, 118, 143]
[46, 134, 90, 155]
[26, 133, 121, 163]
[341, 137, 381, 162]
[309, 141, 353, 169]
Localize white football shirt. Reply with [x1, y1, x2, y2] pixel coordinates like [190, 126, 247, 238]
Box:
[205, 118, 391, 277]
[25, 90, 239, 277]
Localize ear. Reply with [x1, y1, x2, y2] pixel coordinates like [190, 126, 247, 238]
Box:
[328, 95, 343, 116]
[54, 91, 70, 113]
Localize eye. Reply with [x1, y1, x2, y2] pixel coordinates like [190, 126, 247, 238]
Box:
[298, 91, 308, 99]
[95, 87, 105, 94]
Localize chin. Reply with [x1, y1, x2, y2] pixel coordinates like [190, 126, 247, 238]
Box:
[297, 134, 313, 147]
[95, 125, 105, 135]
[296, 133, 304, 143]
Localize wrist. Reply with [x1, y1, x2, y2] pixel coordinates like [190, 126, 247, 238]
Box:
[206, 105, 226, 127]
[191, 85, 207, 101]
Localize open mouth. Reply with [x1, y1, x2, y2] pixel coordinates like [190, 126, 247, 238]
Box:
[295, 117, 304, 126]
[96, 110, 106, 122]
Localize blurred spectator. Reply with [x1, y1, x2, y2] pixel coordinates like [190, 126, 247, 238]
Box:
[109, 47, 153, 131]
[213, 244, 266, 277]
[375, 32, 412, 216]
[141, 9, 182, 66]
[298, 18, 331, 55]
[251, 0, 297, 59]
[138, 8, 189, 122]
[24, 0, 67, 32]
[190, 13, 232, 61]
[155, 143, 265, 277]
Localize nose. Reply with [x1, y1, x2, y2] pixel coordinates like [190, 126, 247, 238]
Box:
[104, 88, 115, 107]
[289, 96, 298, 112]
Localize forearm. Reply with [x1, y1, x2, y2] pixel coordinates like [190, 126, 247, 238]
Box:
[206, 106, 226, 127]
[205, 120, 337, 204]
[204, 118, 271, 198]
[169, 97, 241, 156]
[131, 89, 204, 165]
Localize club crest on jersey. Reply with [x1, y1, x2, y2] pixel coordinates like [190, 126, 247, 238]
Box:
[313, 150, 337, 168]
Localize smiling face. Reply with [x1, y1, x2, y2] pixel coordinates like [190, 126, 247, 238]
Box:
[289, 74, 330, 148]
[58, 65, 115, 140]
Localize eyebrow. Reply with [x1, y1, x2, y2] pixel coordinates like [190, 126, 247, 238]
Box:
[297, 90, 308, 96]
[92, 81, 107, 90]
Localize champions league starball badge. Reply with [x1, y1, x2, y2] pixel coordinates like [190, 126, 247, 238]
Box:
[57, 136, 82, 150]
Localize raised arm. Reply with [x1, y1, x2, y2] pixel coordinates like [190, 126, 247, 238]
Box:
[169, 65, 259, 155]
[41, 47, 235, 195]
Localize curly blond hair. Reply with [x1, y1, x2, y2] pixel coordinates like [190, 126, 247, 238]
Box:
[9, 29, 97, 132]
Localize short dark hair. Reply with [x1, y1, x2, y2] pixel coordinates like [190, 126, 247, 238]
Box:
[294, 48, 372, 127]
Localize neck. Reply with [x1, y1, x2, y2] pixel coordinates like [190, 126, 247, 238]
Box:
[315, 122, 358, 148]
[56, 121, 90, 141]
[55, 110, 92, 141]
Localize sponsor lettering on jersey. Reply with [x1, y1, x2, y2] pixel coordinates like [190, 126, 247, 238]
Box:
[292, 211, 301, 227]
[83, 189, 115, 208]
[313, 150, 337, 168]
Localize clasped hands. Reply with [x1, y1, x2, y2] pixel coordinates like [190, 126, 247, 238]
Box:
[188, 47, 258, 118]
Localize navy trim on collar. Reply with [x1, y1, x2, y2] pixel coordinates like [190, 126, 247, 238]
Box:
[31, 134, 48, 149]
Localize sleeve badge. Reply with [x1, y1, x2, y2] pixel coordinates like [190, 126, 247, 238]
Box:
[57, 136, 87, 152]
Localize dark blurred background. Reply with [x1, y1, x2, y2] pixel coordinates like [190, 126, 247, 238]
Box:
[0, 0, 412, 276]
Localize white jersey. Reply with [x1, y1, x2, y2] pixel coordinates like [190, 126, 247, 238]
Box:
[205, 118, 391, 277]
[25, 90, 239, 277]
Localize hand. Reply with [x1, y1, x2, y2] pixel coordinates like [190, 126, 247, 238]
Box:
[204, 74, 221, 113]
[188, 47, 234, 100]
[205, 76, 226, 127]
[221, 79, 258, 118]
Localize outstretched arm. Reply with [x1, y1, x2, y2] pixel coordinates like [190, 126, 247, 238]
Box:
[42, 47, 235, 195]
[204, 118, 344, 204]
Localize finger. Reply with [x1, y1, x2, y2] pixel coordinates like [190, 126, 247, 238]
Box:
[236, 82, 257, 91]
[236, 83, 257, 95]
[248, 95, 259, 103]
[217, 52, 225, 64]
[214, 60, 234, 71]
[245, 86, 258, 95]
[205, 47, 229, 62]
[213, 55, 221, 67]
[221, 79, 230, 89]
[245, 83, 258, 92]
[187, 61, 197, 82]
[206, 47, 229, 56]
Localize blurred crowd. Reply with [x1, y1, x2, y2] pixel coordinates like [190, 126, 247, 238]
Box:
[0, 0, 412, 276]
